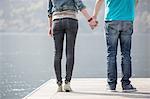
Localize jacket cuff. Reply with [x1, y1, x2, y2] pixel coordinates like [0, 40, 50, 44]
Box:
[78, 5, 86, 11]
[48, 10, 53, 18]
[48, 14, 52, 18]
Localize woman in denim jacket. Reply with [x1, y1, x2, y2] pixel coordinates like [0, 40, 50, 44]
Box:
[48, 0, 97, 92]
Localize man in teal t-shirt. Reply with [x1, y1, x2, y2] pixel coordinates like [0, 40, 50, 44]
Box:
[93, 0, 138, 92]
[105, 0, 135, 21]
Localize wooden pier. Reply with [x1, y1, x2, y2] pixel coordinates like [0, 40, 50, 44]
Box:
[23, 78, 150, 99]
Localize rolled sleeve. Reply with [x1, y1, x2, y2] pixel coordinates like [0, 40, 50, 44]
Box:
[74, 0, 86, 11]
[48, 0, 53, 17]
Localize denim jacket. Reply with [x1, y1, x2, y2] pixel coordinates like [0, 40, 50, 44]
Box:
[48, 0, 86, 17]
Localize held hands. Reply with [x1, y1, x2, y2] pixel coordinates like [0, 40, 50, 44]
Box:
[88, 17, 98, 30]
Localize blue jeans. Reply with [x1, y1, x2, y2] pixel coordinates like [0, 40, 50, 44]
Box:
[105, 21, 133, 88]
[53, 18, 78, 84]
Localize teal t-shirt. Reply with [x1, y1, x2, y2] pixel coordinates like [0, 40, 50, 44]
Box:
[105, 0, 135, 21]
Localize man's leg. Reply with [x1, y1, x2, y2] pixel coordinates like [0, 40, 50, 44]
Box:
[120, 21, 136, 91]
[105, 21, 120, 90]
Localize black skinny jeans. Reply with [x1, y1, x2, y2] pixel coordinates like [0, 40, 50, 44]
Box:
[53, 18, 78, 84]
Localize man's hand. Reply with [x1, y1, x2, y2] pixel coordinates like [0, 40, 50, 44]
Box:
[48, 27, 53, 37]
[89, 18, 98, 30]
[80, 8, 98, 30]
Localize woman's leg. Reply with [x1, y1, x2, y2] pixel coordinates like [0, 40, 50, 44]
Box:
[53, 19, 65, 85]
[64, 18, 78, 83]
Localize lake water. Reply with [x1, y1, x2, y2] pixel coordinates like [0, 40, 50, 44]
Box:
[0, 32, 150, 99]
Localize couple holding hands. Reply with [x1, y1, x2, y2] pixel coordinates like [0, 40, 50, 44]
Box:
[48, 0, 138, 92]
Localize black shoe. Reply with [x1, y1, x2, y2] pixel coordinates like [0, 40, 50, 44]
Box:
[106, 85, 116, 92]
[122, 84, 137, 92]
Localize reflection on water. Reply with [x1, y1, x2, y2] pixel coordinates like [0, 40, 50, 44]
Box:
[0, 63, 46, 99]
[0, 33, 150, 99]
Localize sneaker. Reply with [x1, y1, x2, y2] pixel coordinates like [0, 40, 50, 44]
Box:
[64, 82, 72, 92]
[57, 85, 63, 92]
[106, 85, 117, 92]
[57, 81, 63, 92]
[122, 84, 137, 92]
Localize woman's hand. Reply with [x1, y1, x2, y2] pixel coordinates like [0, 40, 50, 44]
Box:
[48, 16, 53, 37]
[88, 18, 98, 30]
[48, 27, 53, 37]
